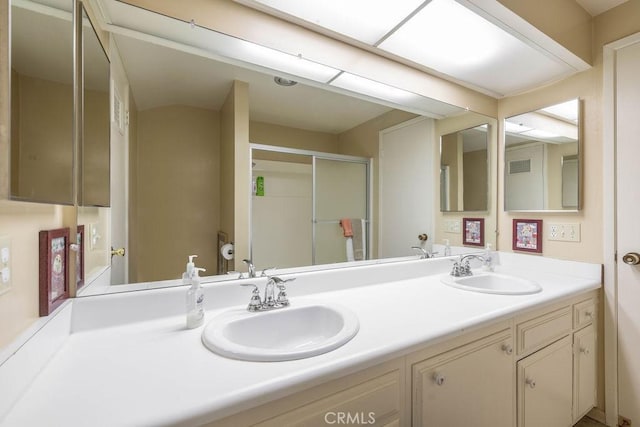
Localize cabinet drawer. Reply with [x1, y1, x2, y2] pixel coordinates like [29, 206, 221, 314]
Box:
[573, 299, 596, 329]
[517, 307, 572, 355]
[255, 370, 401, 427]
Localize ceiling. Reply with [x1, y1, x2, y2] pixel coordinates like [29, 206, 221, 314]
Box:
[235, 0, 591, 97]
[575, 0, 628, 16]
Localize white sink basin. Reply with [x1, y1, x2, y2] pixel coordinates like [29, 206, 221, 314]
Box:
[202, 302, 360, 362]
[440, 271, 542, 295]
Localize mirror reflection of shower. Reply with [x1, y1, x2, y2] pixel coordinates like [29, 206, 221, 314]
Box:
[250, 145, 370, 270]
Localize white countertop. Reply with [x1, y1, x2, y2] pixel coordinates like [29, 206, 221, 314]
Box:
[0, 253, 601, 427]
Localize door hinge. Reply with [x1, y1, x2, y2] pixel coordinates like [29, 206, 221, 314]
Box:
[615, 251, 618, 262]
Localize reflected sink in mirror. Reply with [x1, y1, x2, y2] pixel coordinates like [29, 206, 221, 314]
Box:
[440, 272, 542, 295]
[202, 302, 359, 362]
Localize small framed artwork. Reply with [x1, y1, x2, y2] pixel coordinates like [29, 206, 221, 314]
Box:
[513, 219, 543, 253]
[39, 228, 70, 316]
[463, 218, 485, 247]
[76, 225, 85, 291]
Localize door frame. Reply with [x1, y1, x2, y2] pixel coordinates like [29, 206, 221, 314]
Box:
[602, 30, 640, 427]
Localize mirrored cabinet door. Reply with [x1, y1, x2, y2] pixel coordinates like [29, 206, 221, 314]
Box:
[504, 99, 581, 212]
[10, 0, 75, 204]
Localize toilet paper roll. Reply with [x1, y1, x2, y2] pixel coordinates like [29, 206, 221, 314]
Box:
[221, 243, 234, 260]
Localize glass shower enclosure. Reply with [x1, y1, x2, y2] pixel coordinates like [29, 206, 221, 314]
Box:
[250, 144, 371, 270]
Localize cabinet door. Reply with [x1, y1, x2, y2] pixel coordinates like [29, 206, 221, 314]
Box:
[413, 330, 513, 427]
[518, 335, 572, 427]
[574, 324, 596, 421]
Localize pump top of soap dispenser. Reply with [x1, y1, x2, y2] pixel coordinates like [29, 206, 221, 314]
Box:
[186, 255, 198, 277]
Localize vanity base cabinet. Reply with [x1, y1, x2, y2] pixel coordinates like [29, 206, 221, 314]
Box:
[573, 324, 596, 422]
[411, 329, 514, 427]
[517, 335, 573, 427]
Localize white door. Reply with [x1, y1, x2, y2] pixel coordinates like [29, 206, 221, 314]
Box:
[614, 36, 640, 424]
[379, 117, 434, 258]
[109, 52, 129, 285]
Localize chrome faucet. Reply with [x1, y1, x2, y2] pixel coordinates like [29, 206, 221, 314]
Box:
[412, 246, 438, 259]
[241, 276, 296, 312]
[450, 254, 492, 277]
[242, 259, 256, 278]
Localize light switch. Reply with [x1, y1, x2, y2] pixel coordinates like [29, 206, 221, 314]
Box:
[0, 236, 11, 294]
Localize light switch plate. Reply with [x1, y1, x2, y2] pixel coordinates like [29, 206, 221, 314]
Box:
[548, 223, 581, 242]
[444, 219, 461, 234]
[0, 236, 11, 294]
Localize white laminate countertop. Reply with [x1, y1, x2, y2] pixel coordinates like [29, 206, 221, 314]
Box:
[0, 253, 601, 427]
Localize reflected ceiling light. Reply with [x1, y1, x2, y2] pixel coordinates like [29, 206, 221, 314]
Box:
[504, 121, 533, 134]
[222, 38, 341, 83]
[378, 0, 502, 68]
[520, 129, 561, 139]
[274, 76, 297, 86]
[330, 72, 449, 117]
[540, 99, 579, 123]
[237, 0, 425, 44]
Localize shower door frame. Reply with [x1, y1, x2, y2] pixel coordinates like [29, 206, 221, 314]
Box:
[250, 143, 372, 266]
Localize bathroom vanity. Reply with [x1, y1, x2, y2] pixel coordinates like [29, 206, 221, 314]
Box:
[0, 252, 601, 426]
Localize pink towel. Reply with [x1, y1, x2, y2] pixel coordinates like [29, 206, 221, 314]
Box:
[340, 219, 354, 237]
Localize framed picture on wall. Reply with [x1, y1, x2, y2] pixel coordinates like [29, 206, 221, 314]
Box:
[39, 228, 70, 316]
[513, 219, 543, 253]
[463, 218, 485, 247]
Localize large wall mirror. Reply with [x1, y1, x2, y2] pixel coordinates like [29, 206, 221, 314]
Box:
[504, 99, 581, 211]
[440, 124, 489, 212]
[9, 0, 498, 295]
[10, 0, 75, 204]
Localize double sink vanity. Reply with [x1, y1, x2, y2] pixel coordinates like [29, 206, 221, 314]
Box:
[0, 252, 601, 426]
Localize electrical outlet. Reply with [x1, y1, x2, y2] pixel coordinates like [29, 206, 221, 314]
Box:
[0, 235, 11, 294]
[548, 223, 581, 242]
[444, 220, 461, 234]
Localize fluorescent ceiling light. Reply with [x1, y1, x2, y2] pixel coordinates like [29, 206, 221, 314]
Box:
[540, 99, 579, 123]
[232, 40, 341, 83]
[239, 0, 425, 44]
[330, 72, 458, 117]
[504, 121, 533, 134]
[379, 0, 503, 68]
[520, 129, 560, 139]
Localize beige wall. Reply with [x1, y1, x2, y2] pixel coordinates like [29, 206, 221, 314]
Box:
[441, 133, 461, 211]
[498, 0, 593, 64]
[132, 105, 220, 282]
[0, 202, 73, 347]
[250, 121, 339, 153]
[220, 81, 251, 271]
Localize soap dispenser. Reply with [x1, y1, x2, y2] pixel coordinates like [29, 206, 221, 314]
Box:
[183, 255, 197, 286]
[186, 267, 206, 329]
[483, 243, 494, 272]
[443, 239, 452, 257]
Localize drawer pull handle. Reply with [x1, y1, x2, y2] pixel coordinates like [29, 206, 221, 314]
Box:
[525, 378, 536, 389]
[580, 347, 590, 356]
[501, 344, 513, 355]
[433, 373, 446, 386]
[584, 311, 593, 319]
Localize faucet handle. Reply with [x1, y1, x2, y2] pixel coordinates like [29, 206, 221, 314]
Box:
[271, 277, 295, 306]
[240, 284, 262, 311]
[260, 267, 276, 277]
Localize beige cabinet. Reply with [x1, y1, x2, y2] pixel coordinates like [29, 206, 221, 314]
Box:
[412, 329, 513, 427]
[517, 335, 573, 427]
[574, 324, 596, 422]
